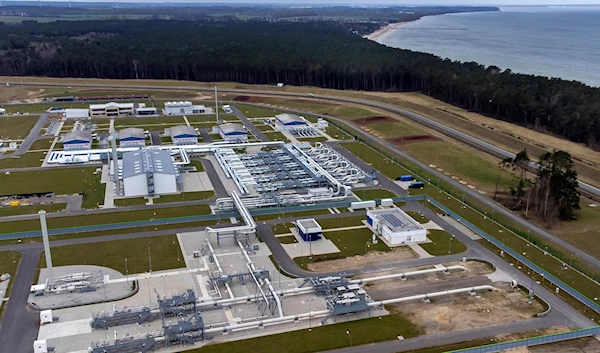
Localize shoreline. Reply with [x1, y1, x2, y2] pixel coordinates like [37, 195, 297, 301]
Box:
[363, 21, 414, 44]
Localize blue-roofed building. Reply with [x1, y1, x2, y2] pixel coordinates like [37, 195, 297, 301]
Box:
[62, 130, 92, 151]
[119, 127, 145, 148]
[218, 123, 248, 142]
[274, 113, 307, 131]
[170, 125, 198, 145]
[366, 207, 426, 245]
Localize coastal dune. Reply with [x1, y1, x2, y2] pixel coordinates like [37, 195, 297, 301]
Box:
[364, 22, 409, 43]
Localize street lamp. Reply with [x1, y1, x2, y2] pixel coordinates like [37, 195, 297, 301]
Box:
[346, 330, 352, 347]
[364, 241, 371, 265]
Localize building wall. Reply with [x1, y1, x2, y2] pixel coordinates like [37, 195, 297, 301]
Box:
[220, 132, 248, 142]
[153, 173, 178, 195]
[63, 141, 91, 151]
[123, 174, 148, 197]
[165, 106, 205, 116]
[172, 136, 198, 145]
[120, 139, 145, 148]
[381, 227, 426, 245]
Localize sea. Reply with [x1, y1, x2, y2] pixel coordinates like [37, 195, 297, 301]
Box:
[380, 7, 600, 88]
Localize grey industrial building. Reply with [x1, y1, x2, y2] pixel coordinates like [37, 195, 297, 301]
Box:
[119, 128, 145, 148]
[62, 131, 92, 151]
[274, 113, 308, 131]
[122, 149, 178, 197]
[170, 125, 199, 145]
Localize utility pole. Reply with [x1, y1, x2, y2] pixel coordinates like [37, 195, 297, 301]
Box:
[148, 247, 152, 272]
[215, 86, 219, 123]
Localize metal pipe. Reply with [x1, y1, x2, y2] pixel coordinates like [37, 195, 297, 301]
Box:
[206, 239, 234, 299]
[203, 309, 331, 334]
[368, 285, 497, 307]
[265, 278, 284, 317]
[350, 265, 467, 284]
[38, 210, 54, 287]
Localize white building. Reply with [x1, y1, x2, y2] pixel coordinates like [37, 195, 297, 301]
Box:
[274, 113, 308, 131]
[63, 109, 90, 119]
[164, 101, 206, 116]
[89, 102, 134, 117]
[119, 127, 145, 148]
[62, 131, 92, 151]
[218, 123, 248, 142]
[170, 125, 198, 145]
[122, 149, 178, 197]
[295, 219, 322, 242]
[135, 107, 158, 116]
[366, 207, 426, 245]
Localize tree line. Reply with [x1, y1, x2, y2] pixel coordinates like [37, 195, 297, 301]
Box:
[0, 19, 599, 147]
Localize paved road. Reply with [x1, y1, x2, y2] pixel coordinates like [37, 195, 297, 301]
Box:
[199, 129, 213, 143]
[0, 113, 47, 161]
[231, 106, 269, 142]
[3, 81, 598, 271]
[196, 157, 227, 198]
[0, 248, 41, 353]
[149, 131, 161, 146]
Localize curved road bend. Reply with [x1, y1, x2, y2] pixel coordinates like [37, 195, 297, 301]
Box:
[5, 81, 598, 271]
[0, 113, 47, 161]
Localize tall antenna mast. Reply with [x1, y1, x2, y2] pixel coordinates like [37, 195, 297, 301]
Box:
[215, 86, 219, 123]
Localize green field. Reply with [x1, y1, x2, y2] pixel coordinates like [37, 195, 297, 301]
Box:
[263, 131, 290, 142]
[187, 314, 419, 353]
[0, 168, 104, 209]
[0, 152, 46, 169]
[295, 227, 389, 267]
[325, 125, 353, 140]
[296, 137, 328, 144]
[254, 123, 275, 132]
[29, 138, 54, 151]
[233, 103, 281, 118]
[0, 115, 39, 139]
[264, 98, 337, 114]
[39, 234, 183, 275]
[420, 230, 467, 256]
[316, 215, 365, 229]
[333, 106, 377, 120]
[190, 160, 205, 172]
[253, 209, 331, 222]
[0, 203, 66, 217]
[0, 204, 212, 234]
[402, 141, 512, 192]
[113, 116, 186, 127]
[154, 191, 214, 203]
[114, 198, 147, 207]
[3, 102, 89, 114]
[0, 250, 22, 317]
[355, 188, 397, 200]
[365, 121, 425, 138]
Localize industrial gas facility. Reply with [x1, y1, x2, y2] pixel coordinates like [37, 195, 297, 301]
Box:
[0, 93, 595, 353]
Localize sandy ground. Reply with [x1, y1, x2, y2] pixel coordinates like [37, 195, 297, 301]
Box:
[390, 283, 544, 335]
[307, 247, 417, 272]
[364, 22, 409, 43]
[528, 336, 600, 352]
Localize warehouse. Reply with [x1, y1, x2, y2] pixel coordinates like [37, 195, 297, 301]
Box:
[366, 207, 426, 245]
[170, 125, 198, 145]
[164, 101, 206, 116]
[274, 113, 308, 131]
[63, 109, 90, 119]
[119, 128, 145, 148]
[296, 219, 322, 241]
[122, 149, 178, 197]
[62, 131, 92, 151]
[89, 102, 134, 117]
[218, 123, 248, 142]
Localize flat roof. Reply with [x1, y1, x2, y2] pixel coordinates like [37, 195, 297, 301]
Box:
[122, 149, 176, 178]
[296, 218, 321, 230]
[368, 208, 423, 232]
[64, 130, 92, 143]
[165, 101, 192, 107]
[119, 127, 145, 140]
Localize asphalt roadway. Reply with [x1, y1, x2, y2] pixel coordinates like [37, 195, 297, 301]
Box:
[4, 80, 597, 272]
[0, 113, 47, 161]
[231, 106, 269, 142]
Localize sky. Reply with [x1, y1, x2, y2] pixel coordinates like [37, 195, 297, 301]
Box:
[12, 0, 600, 4]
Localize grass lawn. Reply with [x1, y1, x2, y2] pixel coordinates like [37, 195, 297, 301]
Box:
[190, 160, 205, 172]
[254, 124, 274, 132]
[0, 152, 46, 169]
[232, 103, 281, 118]
[295, 227, 388, 267]
[0, 203, 66, 217]
[277, 235, 298, 244]
[325, 125, 353, 140]
[29, 138, 54, 151]
[263, 131, 290, 142]
[153, 191, 214, 203]
[39, 234, 183, 274]
[188, 314, 419, 353]
[113, 116, 186, 127]
[421, 230, 467, 256]
[0, 168, 104, 209]
[0, 204, 212, 234]
[264, 98, 337, 114]
[332, 106, 378, 119]
[0, 115, 39, 139]
[114, 198, 147, 207]
[355, 188, 397, 200]
[402, 140, 512, 192]
[316, 215, 366, 229]
[364, 121, 425, 138]
[3, 102, 89, 114]
[0, 250, 22, 317]
[405, 211, 430, 224]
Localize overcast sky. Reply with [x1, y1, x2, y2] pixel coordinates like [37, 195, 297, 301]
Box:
[15, 0, 600, 4]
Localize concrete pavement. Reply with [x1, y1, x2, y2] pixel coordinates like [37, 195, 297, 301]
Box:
[231, 106, 269, 142]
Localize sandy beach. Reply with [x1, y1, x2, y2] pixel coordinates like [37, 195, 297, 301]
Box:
[364, 22, 410, 43]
